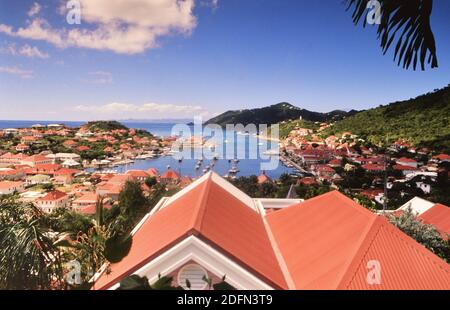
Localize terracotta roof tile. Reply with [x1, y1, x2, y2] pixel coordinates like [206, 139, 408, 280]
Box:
[418, 204, 450, 237]
[340, 217, 450, 290]
[94, 174, 287, 290]
[93, 177, 450, 290]
[267, 191, 450, 290]
[267, 191, 375, 289]
[161, 169, 180, 180]
[37, 190, 67, 201]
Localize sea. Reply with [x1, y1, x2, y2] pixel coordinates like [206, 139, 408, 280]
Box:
[0, 120, 294, 179]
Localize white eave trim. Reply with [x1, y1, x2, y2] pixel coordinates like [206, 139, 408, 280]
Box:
[105, 236, 274, 290]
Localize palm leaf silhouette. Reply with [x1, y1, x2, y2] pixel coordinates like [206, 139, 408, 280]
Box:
[346, 0, 438, 70]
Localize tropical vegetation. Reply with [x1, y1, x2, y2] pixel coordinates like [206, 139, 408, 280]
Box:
[323, 85, 450, 152]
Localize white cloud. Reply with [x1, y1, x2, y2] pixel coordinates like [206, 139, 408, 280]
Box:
[0, 43, 49, 59]
[73, 102, 211, 118]
[201, 0, 219, 10]
[0, 43, 17, 55]
[0, 66, 34, 79]
[84, 71, 113, 84]
[19, 44, 49, 58]
[0, 0, 212, 54]
[27, 2, 41, 17]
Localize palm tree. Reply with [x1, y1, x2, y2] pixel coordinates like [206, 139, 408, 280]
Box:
[0, 198, 64, 289]
[346, 0, 438, 70]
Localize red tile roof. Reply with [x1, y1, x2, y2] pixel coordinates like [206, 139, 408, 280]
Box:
[418, 204, 450, 238]
[54, 168, 81, 176]
[397, 157, 417, 163]
[160, 169, 180, 180]
[93, 177, 450, 290]
[108, 174, 134, 184]
[78, 203, 112, 215]
[433, 154, 450, 161]
[77, 146, 90, 151]
[74, 192, 98, 203]
[126, 170, 150, 178]
[340, 216, 450, 289]
[0, 169, 21, 176]
[267, 191, 450, 290]
[315, 164, 335, 173]
[328, 159, 342, 166]
[26, 155, 50, 162]
[34, 163, 61, 173]
[360, 188, 384, 199]
[362, 164, 385, 171]
[146, 168, 159, 177]
[257, 172, 271, 184]
[37, 190, 67, 201]
[0, 181, 24, 190]
[393, 164, 419, 171]
[297, 177, 317, 186]
[94, 175, 287, 290]
[267, 191, 376, 289]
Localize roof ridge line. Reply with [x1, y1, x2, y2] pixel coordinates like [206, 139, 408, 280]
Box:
[190, 173, 213, 232]
[260, 203, 296, 289]
[334, 214, 381, 290]
[418, 203, 442, 217]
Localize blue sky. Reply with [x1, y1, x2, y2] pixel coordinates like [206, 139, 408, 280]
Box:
[0, 0, 449, 121]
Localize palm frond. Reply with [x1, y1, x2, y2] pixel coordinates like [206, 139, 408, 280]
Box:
[346, 0, 438, 70]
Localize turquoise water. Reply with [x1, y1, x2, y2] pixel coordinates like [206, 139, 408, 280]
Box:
[0, 120, 293, 178]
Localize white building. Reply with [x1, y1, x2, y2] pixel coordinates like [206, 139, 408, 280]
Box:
[34, 190, 69, 213]
[0, 181, 25, 195]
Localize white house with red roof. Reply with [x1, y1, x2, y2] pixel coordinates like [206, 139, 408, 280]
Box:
[126, 170, 150, 182]
[418, 204, 450, 238]
[432, 153, 450, 163]
[396, 157, 418, 168]
[0, 168, 25, 181]
[393, 164, 420, 176]
[72, 192, 99, 210]
[0, 181, 25, 195]
[362, 163, 385, 172]
[35, 190, 69, 213]
[91, 172, 450, 290]
[15, 144, 30, 152]
[95, 174, 133, 200]
[385, 196, 450, 239]
[0, 153, 29, 167]
[21, 155, 54, 167]
[160, 169, 181, 185]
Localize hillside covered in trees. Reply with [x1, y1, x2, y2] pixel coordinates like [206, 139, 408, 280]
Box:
[324, 85, 450, 152]
[205, 102, 355, 127]
[84, 121, 129, 132]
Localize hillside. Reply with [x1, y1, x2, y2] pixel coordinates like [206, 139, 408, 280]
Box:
[324, 85, 450, 152]
[205, 103, 354, 127]
[84, 121, 128, 132]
